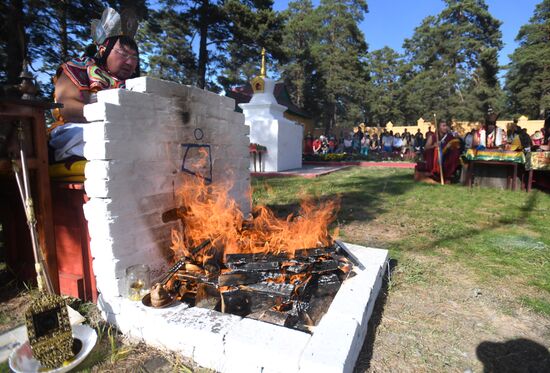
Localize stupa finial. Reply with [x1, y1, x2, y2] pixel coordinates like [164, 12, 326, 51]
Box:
[260, 48, 266, 78]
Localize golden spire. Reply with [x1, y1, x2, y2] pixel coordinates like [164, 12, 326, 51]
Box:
[260, 48, 266, 78]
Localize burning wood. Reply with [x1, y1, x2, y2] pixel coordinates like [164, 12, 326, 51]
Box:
[159, 169, 348, 331]
[161, 242, 353, 331]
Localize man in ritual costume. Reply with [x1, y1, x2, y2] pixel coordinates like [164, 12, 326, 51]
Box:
[49, 8, 139, 161]
[423, 120, 462, 183]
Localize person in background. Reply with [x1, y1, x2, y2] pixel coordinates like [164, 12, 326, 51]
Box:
[464, 129, 476, 150]
[519, 128, 533, 151]
[414, 129, 424, 153]
[425, 126, 434, 139]
[352, 128, 363, 153]
[393, 132, 403, 154]
[343, 135, 353, 153]
[360, 133, 370, 156]
[383, 131, 394, 152]
[424, 120, 462, 183]
[370, 133, 379, 153]
[312, 136, 322, 154]
[320, 135, 329, 154]
[406, 132, 415, 155]
[542, 113, 550, 150]
[508, 118, 519, 143]
[328, 136, 336, 153]
[532, 131, 543, 147]
[542, 115, 550, 150]
[381, 129, 388, 145]
[401, 132, 409, 156]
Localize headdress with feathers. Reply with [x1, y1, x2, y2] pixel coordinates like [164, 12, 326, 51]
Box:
[91, 8, 138, 45]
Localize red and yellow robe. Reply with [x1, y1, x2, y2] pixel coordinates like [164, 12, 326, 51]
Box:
[424, 132, 462, 181]
[50, 57, 125, 132]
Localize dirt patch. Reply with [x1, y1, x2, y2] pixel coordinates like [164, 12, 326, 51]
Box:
[342, 218, 412, 248]
[355, 254, 550, 372]
[0, 292, 31, 333]
[0, 267, 32, 334]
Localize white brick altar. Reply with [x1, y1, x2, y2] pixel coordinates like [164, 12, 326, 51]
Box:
[99, 244, 387, 373]
[79, 77, 387, 372]
[82, 77, 250, 298]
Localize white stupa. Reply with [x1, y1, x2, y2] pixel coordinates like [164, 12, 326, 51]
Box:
[239, 49, 303, 172]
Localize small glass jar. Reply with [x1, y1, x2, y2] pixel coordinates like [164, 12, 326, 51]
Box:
[125, 264, 150, 301]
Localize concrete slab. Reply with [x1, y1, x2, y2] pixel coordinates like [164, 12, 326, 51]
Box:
[251, 164, 351, 179]
[303, 160, 416, 169]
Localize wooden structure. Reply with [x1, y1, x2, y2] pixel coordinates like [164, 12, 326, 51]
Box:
[51, 182, 97, 302]
[0, 98, 59, 292]
[465, 160, 520, 191]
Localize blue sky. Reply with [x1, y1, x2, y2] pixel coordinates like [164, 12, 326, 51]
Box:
[273, 0, 540, 69]
[35, 0, 539, 85]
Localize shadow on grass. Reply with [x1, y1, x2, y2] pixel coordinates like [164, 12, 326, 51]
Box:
[426, 191, 539, 250]
[476, 338, 550, 373]
[256, 171, 416, 226]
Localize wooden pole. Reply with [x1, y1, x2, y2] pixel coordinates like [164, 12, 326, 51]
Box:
[434, 113, 445, 185]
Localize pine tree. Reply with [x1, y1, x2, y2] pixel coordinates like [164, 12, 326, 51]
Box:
[217, 0, 285, 91]
[149, 0, 282, 90]
[505, 0, 550, 119]
[313, 0, 369, 132]
[28, 0, 105, 76]
[279, 0, 319, 113]
[0, 0, 26, 84]
[365, 47, 405, 126]
[136, 7, 197, 85]
[402, 0, 503, 121]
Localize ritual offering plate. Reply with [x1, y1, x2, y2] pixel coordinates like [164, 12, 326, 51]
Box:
[9, 324, 97, 373]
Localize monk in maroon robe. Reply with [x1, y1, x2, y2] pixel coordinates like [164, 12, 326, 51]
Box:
[424, 121, 462, 183]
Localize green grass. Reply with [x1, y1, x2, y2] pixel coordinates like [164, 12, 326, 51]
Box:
[520, 296, 550, 317]
[0, 361, 9, 373]
[252, 167, 550, 315]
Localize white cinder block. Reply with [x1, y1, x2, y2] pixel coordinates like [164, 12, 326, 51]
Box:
[126, 76, 190, 99]
[85, 174, 177, 199]
[299, 315, 362, 373]
[96, 87, 155, 109]
[224, 318, 311, 373]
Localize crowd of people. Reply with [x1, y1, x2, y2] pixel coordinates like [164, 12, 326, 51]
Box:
[304, 114, 550, 184]
[305, 127, 429, 159]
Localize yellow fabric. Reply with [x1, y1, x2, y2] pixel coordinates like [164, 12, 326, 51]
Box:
[509, 135, 522, 151]
[49, 160, 87, 179]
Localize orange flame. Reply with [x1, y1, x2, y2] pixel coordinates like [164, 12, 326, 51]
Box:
[170, 154, 339, 262]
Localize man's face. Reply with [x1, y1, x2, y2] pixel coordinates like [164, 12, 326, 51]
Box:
[106, 40, 138, 80]
[439, 122, 449, 134]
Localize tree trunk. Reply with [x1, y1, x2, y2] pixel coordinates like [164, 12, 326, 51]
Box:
[59, 0, 68, 62]
[6, 0, 25, 84]
[197, 0, 209, 89]
[324, 102, 335, 135]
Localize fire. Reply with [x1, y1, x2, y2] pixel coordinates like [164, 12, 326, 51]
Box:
[170, 157, 339, 262]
